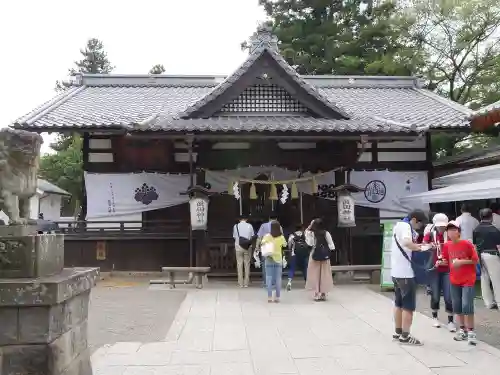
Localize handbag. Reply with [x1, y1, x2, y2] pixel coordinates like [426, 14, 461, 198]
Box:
[236, 224, 252, 250]
[261, 241, 275, 257]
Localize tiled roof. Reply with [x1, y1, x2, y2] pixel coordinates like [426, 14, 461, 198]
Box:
[13, 80, 471, 133]
[13, 27, 472, 134]
[38, 179, 71, 196]
[177, 27, 350, 120]
[468, 100, 500, 119]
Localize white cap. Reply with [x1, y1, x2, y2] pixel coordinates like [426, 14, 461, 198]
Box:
[432, 213, 449, 227]
[446, 220, 460, 230]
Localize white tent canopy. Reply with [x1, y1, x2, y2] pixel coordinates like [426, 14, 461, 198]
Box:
[401, 178, 500, 205]
[433, 164, 500, 187]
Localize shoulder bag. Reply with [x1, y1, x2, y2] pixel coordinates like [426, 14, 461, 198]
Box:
[236, 224, 252, 250]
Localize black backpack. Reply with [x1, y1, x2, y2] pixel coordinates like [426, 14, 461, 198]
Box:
[312, 234, 330, 261]
[294, 234, 311, 256]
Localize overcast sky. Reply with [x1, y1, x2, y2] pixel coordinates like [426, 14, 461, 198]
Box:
[0, 0, 266, 152]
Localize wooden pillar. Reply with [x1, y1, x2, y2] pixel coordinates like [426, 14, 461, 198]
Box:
[335, 169, 349, 265]
[187, 135, 195, 267]
[81, 133, 90, 221]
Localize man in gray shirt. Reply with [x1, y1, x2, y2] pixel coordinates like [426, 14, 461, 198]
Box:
[233, 215, 255, 287]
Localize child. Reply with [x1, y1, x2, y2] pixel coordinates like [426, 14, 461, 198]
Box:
[286, 224, 311, 291]
[439, 220, 479, 345]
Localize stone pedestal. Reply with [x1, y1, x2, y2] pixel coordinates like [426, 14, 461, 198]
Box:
[0, 230, 99, 375]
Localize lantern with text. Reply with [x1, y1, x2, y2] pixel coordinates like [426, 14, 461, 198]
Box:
[190, 197, 209, 230]
[186, 186, 211, 231]
[337, 192, 355, 227]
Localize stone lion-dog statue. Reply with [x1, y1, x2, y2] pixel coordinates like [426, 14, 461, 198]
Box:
[0, 128, 43, 225]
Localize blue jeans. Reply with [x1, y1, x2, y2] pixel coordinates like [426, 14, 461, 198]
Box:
[451, 285, 475, 315]
[429, 271, 453, 314]
[265, 258, 283, 298]
[288, 252, 309, 281]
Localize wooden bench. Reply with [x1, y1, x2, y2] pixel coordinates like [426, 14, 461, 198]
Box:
[330, 265, 381, 284]
[150, 267, 211, 289]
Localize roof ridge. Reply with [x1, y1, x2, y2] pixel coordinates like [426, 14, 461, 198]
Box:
[13, 86, 86, 126]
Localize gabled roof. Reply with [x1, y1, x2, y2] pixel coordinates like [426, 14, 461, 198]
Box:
[12, 28, 472, 135]
[177, 26, 349, 120]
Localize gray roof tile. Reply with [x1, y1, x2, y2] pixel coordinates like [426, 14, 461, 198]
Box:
[13, 26, 471, 134]
[139, 115, 415, 133]
[13, 81, 470, 133]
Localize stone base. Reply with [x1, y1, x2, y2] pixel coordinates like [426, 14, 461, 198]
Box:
[0, 233, 64, 278]
[0, 267, 99, 375]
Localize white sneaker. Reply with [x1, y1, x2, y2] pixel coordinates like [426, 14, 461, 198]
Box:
[468, 331, 477, 346]
[454, 329, 467, 341]
[447, 322, 457, 332]
[432, 318, 441, 328]
[286, 280, 292, 291]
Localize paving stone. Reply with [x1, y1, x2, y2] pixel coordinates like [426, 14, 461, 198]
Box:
[91, 285, 500, 374]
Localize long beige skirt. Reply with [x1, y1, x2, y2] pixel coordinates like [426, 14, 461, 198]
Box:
[305, 253, 334, 294]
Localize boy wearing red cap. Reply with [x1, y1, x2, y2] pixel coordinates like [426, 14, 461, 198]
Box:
[439, 220, 479, 345]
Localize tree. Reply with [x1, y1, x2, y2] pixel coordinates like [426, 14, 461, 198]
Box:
[46, 38, 114, 215]
[407, 0, 500, 157]
[39, 136, 83, 216]
[257, 0, 423, 75]
[55, 38, 114, 92]
[149, 64, 166, 74]
[52, 38, 114, 151]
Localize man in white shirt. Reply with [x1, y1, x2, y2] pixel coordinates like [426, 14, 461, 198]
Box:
[391, 209, 428, 346]
[233, 215, 255, 288]
[490, 203, 500, 230]
[455, 203, 479, 242]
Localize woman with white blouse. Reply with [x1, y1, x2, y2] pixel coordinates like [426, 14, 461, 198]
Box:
[305, 218, 336, 301]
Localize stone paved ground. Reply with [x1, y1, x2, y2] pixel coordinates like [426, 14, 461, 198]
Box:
[377, 287, 500, 350]
[88, 277, 186, 353]
[91, 284, 500, 375]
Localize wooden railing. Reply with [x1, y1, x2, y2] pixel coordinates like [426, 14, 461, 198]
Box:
[55, 219, 189, 238]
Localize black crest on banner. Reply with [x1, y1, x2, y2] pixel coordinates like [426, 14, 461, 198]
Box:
[134, 183, 159, 205]
[364, 180, 386, 203]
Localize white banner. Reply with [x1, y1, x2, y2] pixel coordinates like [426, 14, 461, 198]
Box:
[205, 166, 335, 195]
[350, 170, 429, 214]
[84, 172, 190, 218]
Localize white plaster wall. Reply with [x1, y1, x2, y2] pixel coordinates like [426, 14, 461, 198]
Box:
[39, 194, 63, 221]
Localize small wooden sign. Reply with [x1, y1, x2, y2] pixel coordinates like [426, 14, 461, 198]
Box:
[96, 241, 106, 260]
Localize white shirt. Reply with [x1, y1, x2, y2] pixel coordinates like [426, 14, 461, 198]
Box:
[390, 221, 414, 278]
[233, 221, 255, 244]
[304, 230, 335, 250]
[492, 213, 500, 231]
[455, 212, 479, 242]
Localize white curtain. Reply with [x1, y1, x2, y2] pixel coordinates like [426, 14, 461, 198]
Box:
[84, 172, 190, 218]
[350, 171, 429, 214]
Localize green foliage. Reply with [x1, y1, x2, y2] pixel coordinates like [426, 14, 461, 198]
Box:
[55, 38, 114, 91]
[408, 0, 500, 106]
[39, 136, 83, 216]
[258, 0, 423, 75]
[149, 64, 166, 74]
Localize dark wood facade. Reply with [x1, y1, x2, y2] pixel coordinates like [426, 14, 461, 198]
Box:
[60, 132, 430, 272]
